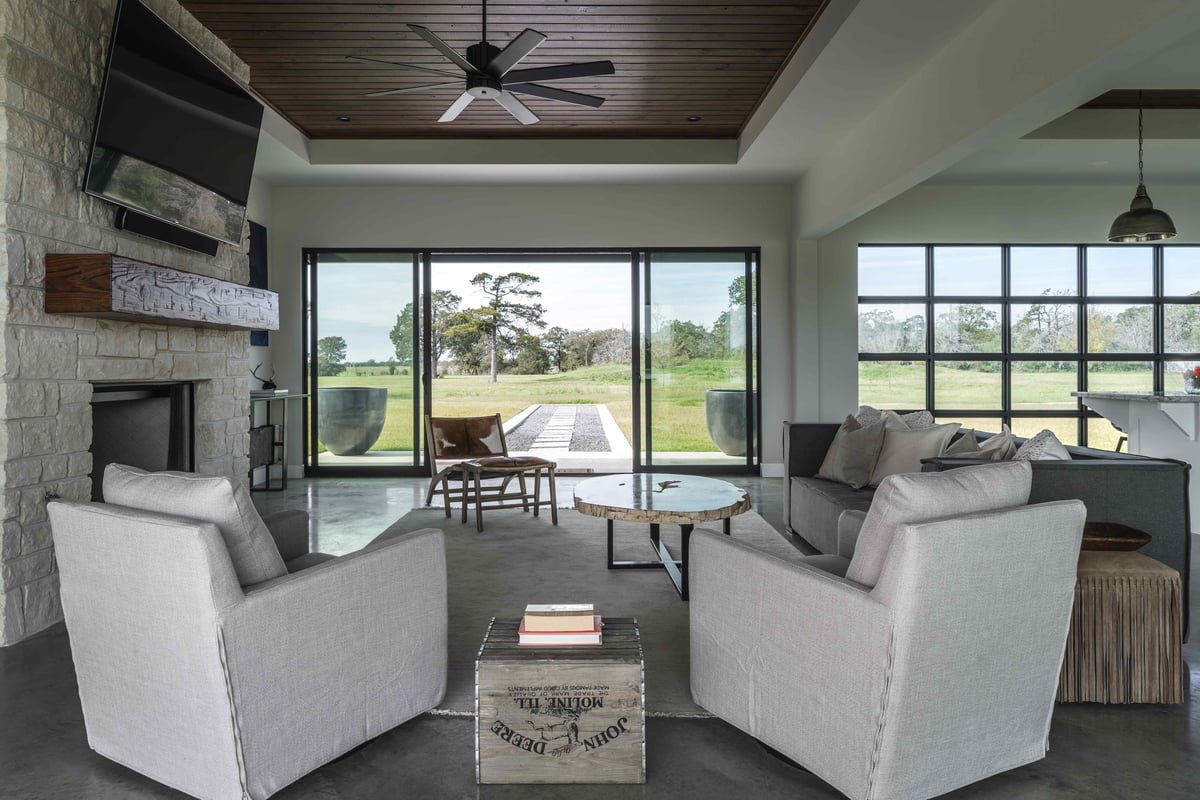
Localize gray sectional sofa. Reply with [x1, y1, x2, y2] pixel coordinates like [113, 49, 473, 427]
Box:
[783, 421, 1192, 638]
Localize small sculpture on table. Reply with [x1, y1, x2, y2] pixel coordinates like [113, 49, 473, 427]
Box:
[251, 365, 277, 391]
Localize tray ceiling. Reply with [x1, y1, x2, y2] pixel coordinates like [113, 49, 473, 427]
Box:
[179, 1, 826, 139]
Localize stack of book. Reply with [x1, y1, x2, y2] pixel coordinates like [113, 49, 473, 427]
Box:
[519, 603, 602, 646]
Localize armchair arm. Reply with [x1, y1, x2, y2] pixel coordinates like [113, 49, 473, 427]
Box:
[689, 529, 893, 800]
[218, 527, 447, 800]
[836, 509, 868, 558]
[261, 508, 310, 561]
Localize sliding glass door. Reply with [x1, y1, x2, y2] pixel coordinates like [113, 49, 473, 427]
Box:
[304, 251, 424, 473]
[636, 250, 759, 470]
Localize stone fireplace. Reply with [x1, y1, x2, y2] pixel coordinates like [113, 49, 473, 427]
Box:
[0, 0, 255, 645]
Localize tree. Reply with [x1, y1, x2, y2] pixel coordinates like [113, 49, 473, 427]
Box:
[442, 308, 491, 374]
[469, 272, 546, 382]
[934, 304, 1000, 352]
[513, 332, 551, 374]
[544, 326, 570, 372]
[388, 290, 461, 376]
[316, 336, 347, 376]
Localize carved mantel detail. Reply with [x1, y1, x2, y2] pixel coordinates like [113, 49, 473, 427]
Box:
[45, 253, 279, 331]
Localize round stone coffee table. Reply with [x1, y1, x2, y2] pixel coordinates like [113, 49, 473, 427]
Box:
[574, 473, 750, 600]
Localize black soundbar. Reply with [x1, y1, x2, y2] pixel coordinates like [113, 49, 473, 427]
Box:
[114, 208, 221, 257]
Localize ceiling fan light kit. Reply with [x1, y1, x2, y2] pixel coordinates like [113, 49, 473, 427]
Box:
[1108, 91, 1177, 243]
[349, 0, 615, 126]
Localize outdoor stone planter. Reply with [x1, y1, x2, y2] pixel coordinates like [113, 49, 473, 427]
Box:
[318, 387, 388, 455]
[705, 389, 756, 457]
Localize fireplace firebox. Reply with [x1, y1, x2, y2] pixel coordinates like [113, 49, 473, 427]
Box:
[89, 382, 194, 501]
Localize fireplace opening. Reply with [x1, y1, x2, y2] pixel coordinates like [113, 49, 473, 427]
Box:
[90, 382, 195, 501]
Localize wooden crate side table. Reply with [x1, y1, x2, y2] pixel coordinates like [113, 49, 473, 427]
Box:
[1057, 551, 1184, 704]
[476, 618, 645, 784]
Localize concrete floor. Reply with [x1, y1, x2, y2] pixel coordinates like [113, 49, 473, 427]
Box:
[2, 475, 1197, 799]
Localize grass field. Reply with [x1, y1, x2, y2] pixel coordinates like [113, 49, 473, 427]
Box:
[317, 359, 746, 453]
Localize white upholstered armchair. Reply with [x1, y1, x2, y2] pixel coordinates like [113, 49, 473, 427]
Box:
[690, 461, 1086, 800]
[48, 465, 447, 800]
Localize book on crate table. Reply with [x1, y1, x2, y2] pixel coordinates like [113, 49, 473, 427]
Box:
[523, 603, 595, 632]
[518, 615, 603, 646]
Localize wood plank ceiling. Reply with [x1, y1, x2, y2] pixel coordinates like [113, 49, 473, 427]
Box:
[179, 1, 827, 139]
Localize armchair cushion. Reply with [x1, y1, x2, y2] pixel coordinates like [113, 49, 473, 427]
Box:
[846, 460, 1032, 587]
[103, 463, 287, 587]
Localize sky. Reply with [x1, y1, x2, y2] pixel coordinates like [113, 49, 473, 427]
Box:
[315, 257, 744, 363]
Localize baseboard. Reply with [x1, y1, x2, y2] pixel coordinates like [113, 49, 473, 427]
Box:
[760, 462, 784, 478]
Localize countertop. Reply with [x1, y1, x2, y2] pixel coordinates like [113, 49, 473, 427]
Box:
[1073, 391, 1200, 403]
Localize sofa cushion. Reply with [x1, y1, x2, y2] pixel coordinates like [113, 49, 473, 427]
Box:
[103, 463, 287, 587]
[817, 415, 886, 489]
[944, 429, 980, 456]
[855, 406, 934, 429]
[789, 477, 874, 554]
[868, 416, 960, 487]
[978, 424, 1017, 460]
[846, 460, 1033, 587]
[1015, 429, 1072, 461]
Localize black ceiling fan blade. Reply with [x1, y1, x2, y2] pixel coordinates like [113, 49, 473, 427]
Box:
[505, 82, 605, 108]
[408, 24, 478, 74]
[495, 91, 539, 125]
[486, 28, 547, 77]
[345, 55, 461, 80]
[366, 82, 461, 98]
[438, 92, 476, 122]
[502, 60, 615, 84]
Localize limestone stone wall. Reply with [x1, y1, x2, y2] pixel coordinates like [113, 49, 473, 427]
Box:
[0, 0, 253, 645]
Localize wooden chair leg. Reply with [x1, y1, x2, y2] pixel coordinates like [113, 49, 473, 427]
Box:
[461, 472, 470, 524]
[425, 476, 437, 507]
[440, 475, 451, 518]
[518, 471, 529, 512]
[474, 471, 484, 532]
[548, 466, 558, 525]
[533, 469, 541, 518]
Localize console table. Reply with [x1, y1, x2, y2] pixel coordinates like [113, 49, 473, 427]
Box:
[248, 392, 306, 492]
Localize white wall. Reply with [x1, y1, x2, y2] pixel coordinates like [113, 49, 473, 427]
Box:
[811, 183, 1200, 418]
[263, 183, 793, 469]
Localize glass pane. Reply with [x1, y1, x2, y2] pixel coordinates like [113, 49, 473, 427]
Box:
[933, 246, 1001, 296]
[1164, 304, 1200, 352]
[858, 303, 926, 353]
[1010, 302, 1077, 352]
[1011, 362, 1078, 410]
[858, 246, 925, 296]
[646, 253, 749, 466]
[933, 303, 1001, 352]
[1086, 361, 1153, 393]
[1009, 417, 1079, 446]
[314, 252, 416, 467]
[858, 361, 926, 409]
[933, 361, 1001, 409]
[1087, 417, 1124, 452]
[1165, 361, 1200, 394]
[1163, 247, 1200, 296]
[1086, 247, 1152, 296]
[1011, 247, 1077, 296]
[1086, 304, 1153, 352]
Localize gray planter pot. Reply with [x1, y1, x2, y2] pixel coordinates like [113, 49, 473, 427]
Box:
[318, 387, 388, 456]
[705, 389, 756, 457]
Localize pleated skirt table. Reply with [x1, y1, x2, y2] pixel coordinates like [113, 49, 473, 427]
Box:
[1056, 551, 1184, 704]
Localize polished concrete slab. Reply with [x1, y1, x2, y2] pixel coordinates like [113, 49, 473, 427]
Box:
[2, 476, 1196, 799]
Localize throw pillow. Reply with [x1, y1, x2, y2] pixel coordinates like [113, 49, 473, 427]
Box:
[817, 415, 887, 489]
[1014, 428, 1072, 461]
[943, 428, 981, 457]
[855, 405, 935, 430]
[846, 460, 1033, 587]
[868, 420, 961, 487]
[103, 463, 287, 587]
[977, 424, 1017, 461]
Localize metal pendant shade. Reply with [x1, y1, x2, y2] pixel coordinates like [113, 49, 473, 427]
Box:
[1109, 94, 1177, 243]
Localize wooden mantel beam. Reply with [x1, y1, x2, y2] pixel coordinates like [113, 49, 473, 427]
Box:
[45, 254, 278, 332]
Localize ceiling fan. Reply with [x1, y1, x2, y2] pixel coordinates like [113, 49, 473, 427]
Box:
[347, 0, 615, 125]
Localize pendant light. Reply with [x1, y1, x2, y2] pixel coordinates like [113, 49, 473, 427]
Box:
[1108, 91, 1177, 242]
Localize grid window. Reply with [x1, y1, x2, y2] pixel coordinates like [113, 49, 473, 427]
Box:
[858, 244, 1200, 448]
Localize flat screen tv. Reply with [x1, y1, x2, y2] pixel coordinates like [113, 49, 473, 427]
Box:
[84, 0, 264, 248]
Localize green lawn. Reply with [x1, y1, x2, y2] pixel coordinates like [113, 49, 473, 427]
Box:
[317, 359, 745, 453]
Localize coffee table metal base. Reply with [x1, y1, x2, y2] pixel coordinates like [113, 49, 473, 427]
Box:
[606, 518, 731, 601]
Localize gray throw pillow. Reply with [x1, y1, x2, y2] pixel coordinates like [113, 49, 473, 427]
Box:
[867, 416, 960, 487]
[817, 415, 886, 489]
[103, 463, 287, 587]
[977, 424, 1017, 461]
[944, 429, 981, 456]
[855, 405, 934, 429]
[846, 460, 1033, 587]
[1014, 428, 1072, 461]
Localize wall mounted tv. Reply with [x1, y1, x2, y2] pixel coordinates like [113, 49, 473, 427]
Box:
[84, 0, 264, 253]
